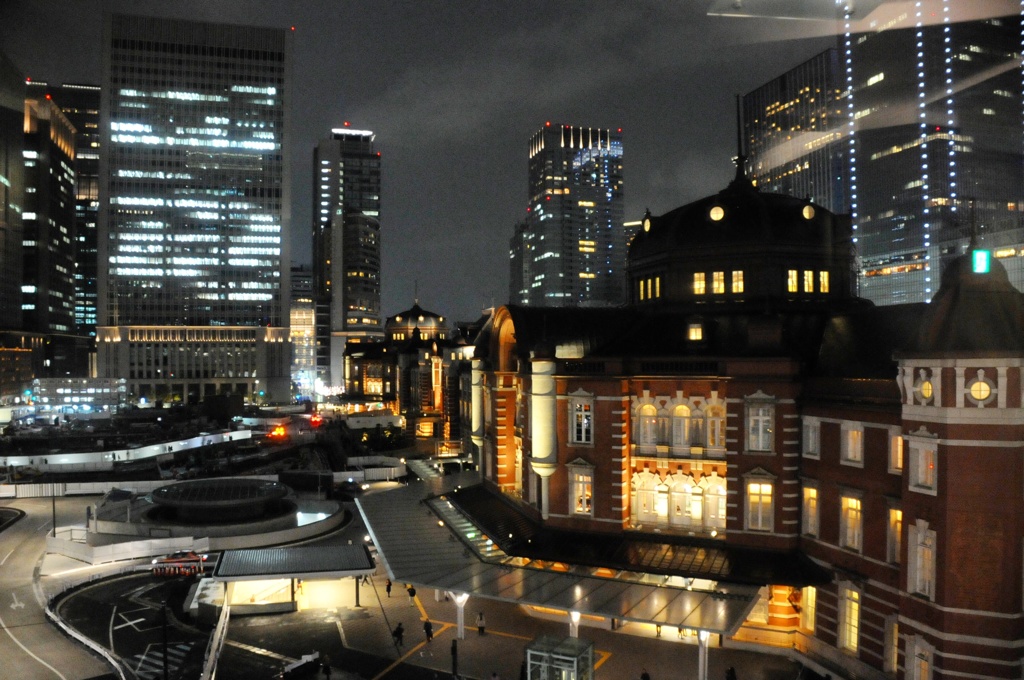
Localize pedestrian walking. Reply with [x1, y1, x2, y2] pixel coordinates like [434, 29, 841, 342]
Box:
[490, 673, 500, 680]
[725, 667, 737, 680]
[640, 669, 651, 680]
[385, 578, 392, 597]
[321, 654, 332, 678]
[424, 619, 434, 641]
[476, 611, 486, 635]
[392, 622, 405, 646]
[408, 585, 417, 606]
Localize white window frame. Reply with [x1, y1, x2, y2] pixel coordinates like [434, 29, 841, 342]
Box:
[803, 417, 820, 459]
[568, 461, 595, 517]
[637, 404, 658, 449]
[746, 401, 775, 453]
[839, 492, 863, 552]
[802, 482, 819, 537]
[838, 582, 861, 655]
[883, 617, 899, 673]
[907, 436, 938, 495]
[705, 405, 725, 449]
[908, 635, 934, 680]
[840, 421, 864, 467]
[744, 475, 775, 532]
[671, 405, 690, 451]
[887, 505, 902, 564]
[800, 586, 816, 632]
[569, 395, 594, 446]
[888, 429, 904, 474]
[908, 520, 936, 600]
[965, 369, 996, 407]
[705, 480, 727, 531]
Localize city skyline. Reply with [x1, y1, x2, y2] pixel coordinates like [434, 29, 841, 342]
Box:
[1, 0, 842, 321]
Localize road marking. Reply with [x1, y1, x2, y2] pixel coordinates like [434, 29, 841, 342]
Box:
[0, 550, 13, 566]
[0, 609, 69, 680]
[36, 521, 50, 532]
[335, 619, 348, 647]
[10, 592, 24, 610]
[114, 617, 146, 630]
[109, 605, 116, 654]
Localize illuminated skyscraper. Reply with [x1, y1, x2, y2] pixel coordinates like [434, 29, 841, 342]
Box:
[0, 52, 24, 332]
[741, 3, 1024, 306]
[312, 127, 382, 391]
[28, 83, 102, 337]
[513, 123, 625, 307]
[22, 95, 76, 336]
[97, 14, 291, 404]
[743, 49, 847, 215]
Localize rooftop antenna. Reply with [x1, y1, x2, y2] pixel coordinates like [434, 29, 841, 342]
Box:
[414, 279, 419, 305]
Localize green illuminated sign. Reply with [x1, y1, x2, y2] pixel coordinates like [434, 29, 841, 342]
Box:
[972, 249, 991, 274]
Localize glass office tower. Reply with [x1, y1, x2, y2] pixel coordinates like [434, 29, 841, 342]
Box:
[743, 49, 848, 216]
[312, 127, 382, 391]
[40, 83, 102, 337]
[0, 52, 24, 332]
[513, 123, 625, 307]
[97, 14, 291, 404]
[741, 3, 1024, 305]
[849, 9, 1024, 304]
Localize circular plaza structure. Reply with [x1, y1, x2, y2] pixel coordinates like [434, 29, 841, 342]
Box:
[148, 478, 293, 524]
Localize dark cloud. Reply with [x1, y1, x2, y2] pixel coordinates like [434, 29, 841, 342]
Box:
[2, 0, 838, 320]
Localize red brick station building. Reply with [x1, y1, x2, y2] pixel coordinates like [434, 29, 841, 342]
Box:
[466, 165, 1024, 679]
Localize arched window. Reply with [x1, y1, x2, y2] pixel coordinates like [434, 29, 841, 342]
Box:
[704, 475, 727, 530]
[631, 470, 660, 525]
[638, 404, 658, 449]
[671, 405, 691, 451]
[668, 472, 697, 527]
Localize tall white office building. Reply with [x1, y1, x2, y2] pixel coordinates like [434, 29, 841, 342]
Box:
[97, 14, 292, 404]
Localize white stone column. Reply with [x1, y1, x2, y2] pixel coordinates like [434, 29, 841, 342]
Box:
[451, 592, 469, 639]
[697, 630, 709, 680]
[471, 359, 484, 453]
[531, 358, 558, 519]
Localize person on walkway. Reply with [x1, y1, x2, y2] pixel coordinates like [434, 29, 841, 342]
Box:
[385, 579, 392, 597]
[725, 667, 737, 680]
[408, 585, 417, 606]
[392, 622, 405, 646]
[321, 654, 332, 678]
[424, 619, 434, 641]
[476, 611, 486, 635]
[640, 669, 651, 680]
[490, 673, 500, 680]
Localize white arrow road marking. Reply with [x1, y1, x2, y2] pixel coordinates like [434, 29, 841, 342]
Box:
[10, 592, 24, 610]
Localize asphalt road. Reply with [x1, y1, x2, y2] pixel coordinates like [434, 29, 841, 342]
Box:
[0, 496, 113, 680]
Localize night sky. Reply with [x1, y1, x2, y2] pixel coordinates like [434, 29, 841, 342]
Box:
[2, 0, 841, 322]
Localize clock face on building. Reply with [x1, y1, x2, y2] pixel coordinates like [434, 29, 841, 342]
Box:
[643, 217, 651, 232]
[709, 206, 725, 221]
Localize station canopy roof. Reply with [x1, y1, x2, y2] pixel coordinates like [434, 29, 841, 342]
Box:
[356, 473, 825, 636]
[212, 545, 374, 582]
